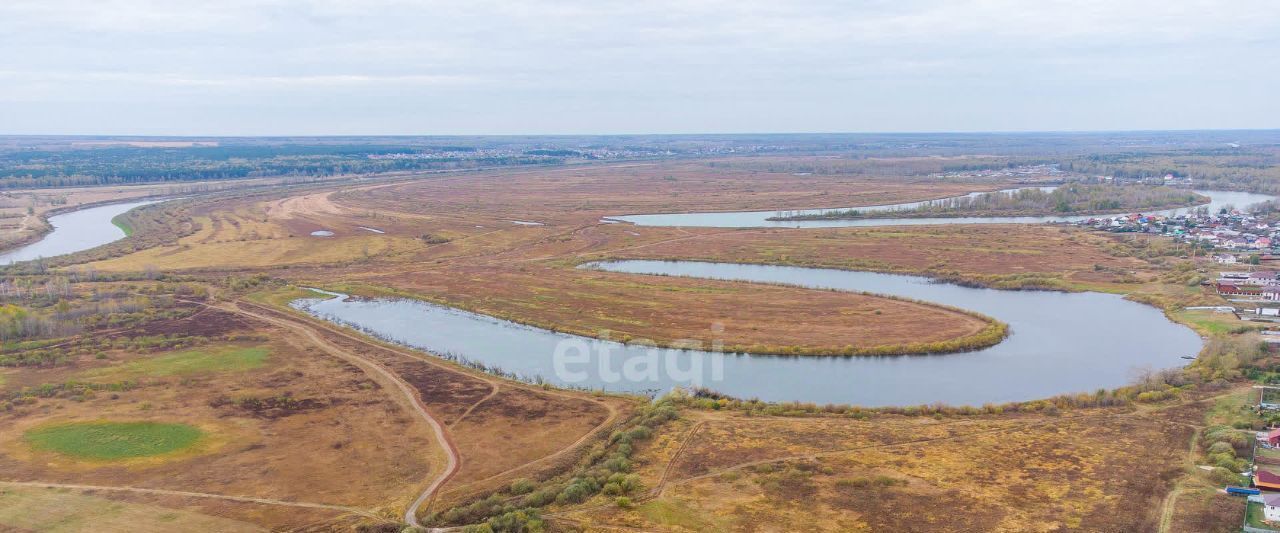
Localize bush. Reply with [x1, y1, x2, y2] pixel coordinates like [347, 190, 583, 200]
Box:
[1206, 466, 1243, 486]
[556, 480, 595, 504]
[603, 455, 631, 473]
[509, 478, 536, 495]
[434, 397, 680, 527]
[1205, 427, 1250, 449]
[1207, 441, 1235, 456]
[1208, 452, 1244, 471]
[520, 489, 556, 508]
[419, 234, 452, 245]
[485, 509, 543, 533]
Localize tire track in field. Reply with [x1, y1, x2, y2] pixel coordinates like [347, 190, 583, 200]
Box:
[192, 299, 459, 530]
[221, 298, 625, 526]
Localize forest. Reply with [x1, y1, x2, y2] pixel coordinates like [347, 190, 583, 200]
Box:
[1062, 147, 1280, 193]
[0, 145, 574, 188]
[773, 184, 1207, 220]
[2, 131, 1276, 189]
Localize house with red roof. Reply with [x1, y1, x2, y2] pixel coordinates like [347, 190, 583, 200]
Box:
[1256, 469, 1280, 491]
[1218, 283, 1260, 297]
[1268, 429, 1280, 447]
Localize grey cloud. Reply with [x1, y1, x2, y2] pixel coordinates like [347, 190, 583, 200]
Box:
[0, 0, 1276, 134]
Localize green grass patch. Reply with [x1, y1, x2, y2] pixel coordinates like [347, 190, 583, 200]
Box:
[638, 499, 721, 530]
[1204, 389, 1258, 429]
[1258, 446, 1280, 464]
[1248, 501, 1280, 531]
[83, 345, 269, 380]
[246, 285, 334, 307]
[1171, 309, 1254, 336]
[24, 421, 203, 460]
[111, 214, 135, 236]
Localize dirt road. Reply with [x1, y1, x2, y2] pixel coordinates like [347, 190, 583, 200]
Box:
[203, 300, 460, 529]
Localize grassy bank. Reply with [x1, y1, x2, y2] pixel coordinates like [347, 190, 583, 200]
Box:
[770, 185, 1209, 221]
[289, 279, 1010, 358]
[111, 213, 135, 236]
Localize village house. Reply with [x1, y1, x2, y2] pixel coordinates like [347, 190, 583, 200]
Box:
[1266, 494, 1280, 522]
[1266, 429, 1280, 448]
[1237, 272, 1280, 286]
[1216, 283, 1258, 297]
[1256, 469, 1280, 491]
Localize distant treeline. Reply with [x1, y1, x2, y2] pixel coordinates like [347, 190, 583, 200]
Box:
[1062, 147, 1280, 194]
[773, 184, 1207, 220]
[0, 145, 571, 189]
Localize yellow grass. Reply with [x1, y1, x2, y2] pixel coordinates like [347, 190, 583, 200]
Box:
[0, 486, 262, 533]
[87, 235, 422, 271]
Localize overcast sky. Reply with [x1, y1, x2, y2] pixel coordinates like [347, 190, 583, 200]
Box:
[1, 0, 1277, 135]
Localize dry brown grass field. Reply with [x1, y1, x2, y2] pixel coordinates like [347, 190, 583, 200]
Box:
[552, 394, 1217, 532]
[0, 303, 434, 529]
[84, 159, 1061, 356]
[0, 175, 354, 251]
[0, 156, 1244, 531]
[0, 282, 631, 530]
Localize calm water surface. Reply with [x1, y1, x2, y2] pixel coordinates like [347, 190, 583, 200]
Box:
[295, 187, 1265, 405]
[0, 200, 158, 264]
[294, 260, 1202, 406]
[608, 189, 1277, 228]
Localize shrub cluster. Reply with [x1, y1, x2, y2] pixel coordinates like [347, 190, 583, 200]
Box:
[1201, 425, 1249, 485]
[2, 380, 136, 412]
[427, 399, 680, 531]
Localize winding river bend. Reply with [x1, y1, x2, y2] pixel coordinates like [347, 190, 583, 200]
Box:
[0, 199, 159, 265]
[295, 260, 1202, 406]
[294, 187, 1277, 406]
[607, 189, 1276, 228]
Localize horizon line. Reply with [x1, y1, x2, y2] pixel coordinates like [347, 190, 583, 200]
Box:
[1, 128, 1279, 139]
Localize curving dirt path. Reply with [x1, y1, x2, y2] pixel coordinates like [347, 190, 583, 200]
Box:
[220, 298, 625, 526]
[193, 300, 460, 530]
[437, 395, 621, 500]
[448, 385, 502, 429]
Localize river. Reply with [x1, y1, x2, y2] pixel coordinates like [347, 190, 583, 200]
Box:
[293, 188, 1277, 405]
[0, 200, 159, 265]
[606, 189, 1277, 228]
[293, 260, 1203, 406]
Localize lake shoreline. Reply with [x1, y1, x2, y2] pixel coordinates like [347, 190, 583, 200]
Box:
[765, 196, 1212, 221]
[292, 260, 1201, 406]
[298, 276, 1011, 358]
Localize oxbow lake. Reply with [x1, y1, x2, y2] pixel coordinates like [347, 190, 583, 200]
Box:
[605, 189, 1278, 228]
[294, 260, 1203, 406]
[298, 188, 1280, 406]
